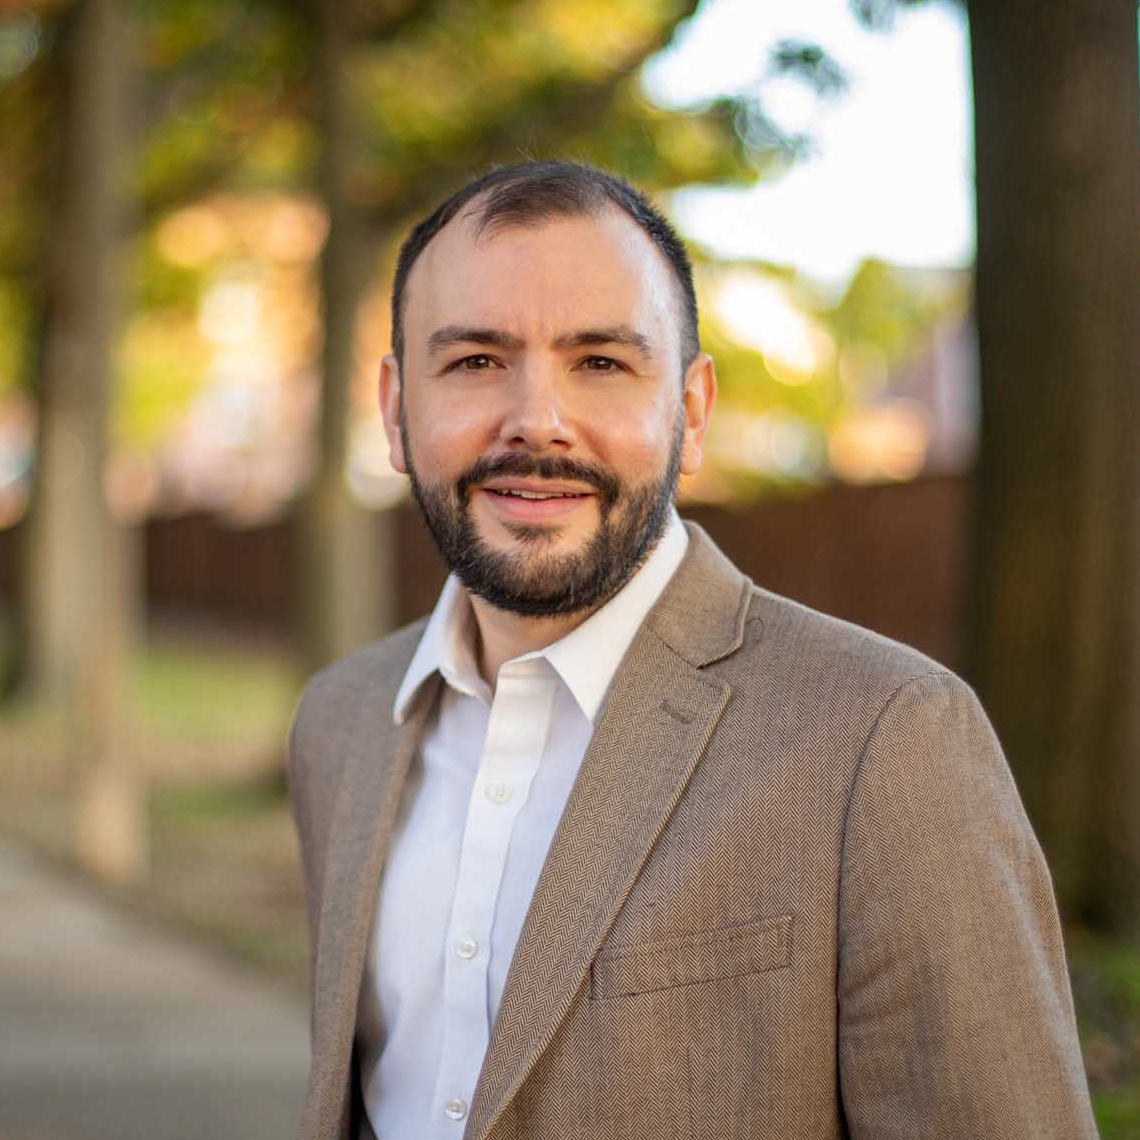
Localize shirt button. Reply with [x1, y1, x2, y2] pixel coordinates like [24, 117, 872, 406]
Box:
[444, 1098, 468, 1121]
[484, 782, 513, 805]
[455, 935, 478, 959]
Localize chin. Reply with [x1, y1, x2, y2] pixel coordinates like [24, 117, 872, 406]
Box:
[478, 513, 590, 552]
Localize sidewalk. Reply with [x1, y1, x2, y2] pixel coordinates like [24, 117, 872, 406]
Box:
[0, 841, 309, 1140]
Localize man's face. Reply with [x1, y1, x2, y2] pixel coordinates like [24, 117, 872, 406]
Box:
[380, 205, 715, 617]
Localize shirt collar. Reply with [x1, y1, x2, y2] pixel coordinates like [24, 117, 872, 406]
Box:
[393, 508, 689, 725]
[393, 573, 486, 723]
[543, 509, 687, 720]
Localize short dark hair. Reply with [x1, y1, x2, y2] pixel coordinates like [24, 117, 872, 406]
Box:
[390, 160, 700, 369]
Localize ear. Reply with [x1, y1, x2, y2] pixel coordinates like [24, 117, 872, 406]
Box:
[679, 352, 717, 477]
[379, 353, 407, 474]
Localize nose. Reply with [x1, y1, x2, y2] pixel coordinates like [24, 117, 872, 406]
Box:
[497, 358, 576, 452]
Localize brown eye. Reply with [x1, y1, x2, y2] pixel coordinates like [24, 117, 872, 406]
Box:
[457, 354, 496, 370]
[581, 356, 620, 371]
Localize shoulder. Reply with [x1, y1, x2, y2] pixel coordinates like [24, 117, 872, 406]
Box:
[742, 583, 954, 700]
[711, 584, 980, 768]
[710, 588, 1013, 869]
[752, 588, 957, 684]
[300, 616, 428, 705]
[291, 617, 429, 747]
[286, 617, 430, 851]
[664, 522, 968, 733]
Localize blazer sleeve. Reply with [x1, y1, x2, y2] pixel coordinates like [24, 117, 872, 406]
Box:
[835, 670, 1098, 1139]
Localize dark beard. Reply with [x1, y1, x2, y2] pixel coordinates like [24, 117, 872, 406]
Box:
[402, 418, 683, 618]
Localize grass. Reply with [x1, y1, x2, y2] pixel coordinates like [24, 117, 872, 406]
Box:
[1, 626, 1139, 1131]
[1069, 929, 1140, 1139]
[134, 636, 297, 742]
[0, 626, 311, 991]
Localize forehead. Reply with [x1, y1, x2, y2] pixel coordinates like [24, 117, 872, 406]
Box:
[401, 206, 681, 351]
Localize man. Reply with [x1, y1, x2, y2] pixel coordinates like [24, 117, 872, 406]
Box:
[287, 160, 1097, 1140]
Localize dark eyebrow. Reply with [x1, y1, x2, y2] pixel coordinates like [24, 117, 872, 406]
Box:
[426, 325, 525, 355]
[551, 325, 654, 359]
[426, 323, 655, 359]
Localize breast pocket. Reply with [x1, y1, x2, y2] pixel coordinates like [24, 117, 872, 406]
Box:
[590, 913, 794, 1000]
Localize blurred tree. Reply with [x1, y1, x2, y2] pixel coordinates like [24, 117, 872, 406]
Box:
[967, 0, 1140, 935]
[7, 0, 306, 879]
[2, 3, 67, 699]
[20, 0, 146, 881]
[294, 0, 398, 675]
[8, 0, 306, 696]
[786, 0, 1140, 931]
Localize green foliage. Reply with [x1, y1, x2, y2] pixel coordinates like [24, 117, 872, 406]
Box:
[849, 0, 936, 32]
[341, 0, 762, 227]
[356, 0, 678, 155]
[770, 40, 849, 97]
[1069, 928, 1140, 1139]
[555, 85, 754, 191]
[134, 229, 205, 311]
[130, 0, 762, 230]
[0, 6, 56, 392]
[137, 0, 309, 208]
[825, 257, 947, 358]
[114, 308, 208, 449]
[0, 280, 29, 395]
[687, 255, 963, 498]
[1094, 1089, 1140, 1140]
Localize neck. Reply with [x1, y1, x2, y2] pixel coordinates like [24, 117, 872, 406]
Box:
[469, 596, 597, 687]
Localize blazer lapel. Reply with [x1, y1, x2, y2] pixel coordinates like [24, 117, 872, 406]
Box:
[465, 524, 753, 1140]
[307, 661, 440, 1140]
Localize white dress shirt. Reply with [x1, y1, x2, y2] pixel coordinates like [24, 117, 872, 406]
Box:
[356, 509, 688, 1140]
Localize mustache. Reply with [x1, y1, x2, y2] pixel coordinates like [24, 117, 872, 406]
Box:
[457, 453, 620, 507]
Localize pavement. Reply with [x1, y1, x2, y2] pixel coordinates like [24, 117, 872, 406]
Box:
[0, 841, 310, 1140]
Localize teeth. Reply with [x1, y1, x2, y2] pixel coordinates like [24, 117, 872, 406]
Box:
[496, 489, 573, 499]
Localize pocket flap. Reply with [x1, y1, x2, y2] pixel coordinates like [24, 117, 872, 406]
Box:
[591, 914, 794, 999]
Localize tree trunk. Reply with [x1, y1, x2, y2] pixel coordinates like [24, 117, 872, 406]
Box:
[967, 0, 1140, 934]
[25, 0, 145, 882]
[297, 0, 397, 672]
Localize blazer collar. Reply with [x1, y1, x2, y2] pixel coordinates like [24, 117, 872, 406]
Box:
[465, 522, 753, 1140]
[646, 520, 754, 668]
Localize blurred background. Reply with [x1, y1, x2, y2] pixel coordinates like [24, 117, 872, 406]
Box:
[0, 0, 1137, 1136]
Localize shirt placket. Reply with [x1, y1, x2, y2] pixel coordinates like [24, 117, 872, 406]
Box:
[430, 660, 557, 1134]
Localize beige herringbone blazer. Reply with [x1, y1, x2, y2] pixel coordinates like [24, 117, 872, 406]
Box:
[287, 523, 1098, 1140]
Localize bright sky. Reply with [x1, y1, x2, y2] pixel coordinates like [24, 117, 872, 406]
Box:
[642, 0, 974, 285]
